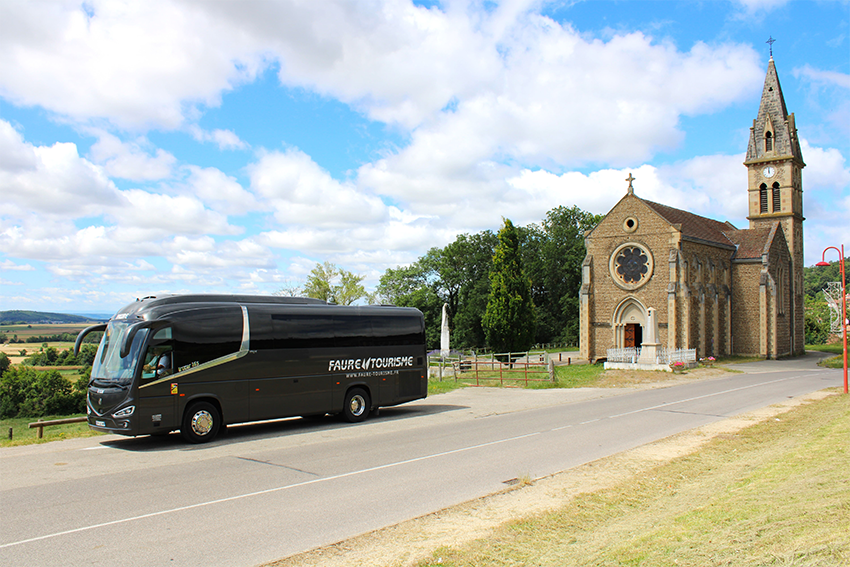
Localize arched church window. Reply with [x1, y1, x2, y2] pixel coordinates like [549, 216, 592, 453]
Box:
[765, 131, 773, 152]
[759, 183, 768, 213]
[772, 182, 781, 212]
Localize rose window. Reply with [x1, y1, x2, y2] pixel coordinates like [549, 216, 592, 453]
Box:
[615, 246, 648, 283]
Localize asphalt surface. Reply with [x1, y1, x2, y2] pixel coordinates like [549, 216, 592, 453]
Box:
[0, 351, 842, 566]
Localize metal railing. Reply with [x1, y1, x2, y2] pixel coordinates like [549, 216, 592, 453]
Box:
[429, 351, 555, 385]
[606, 347, 697, 365]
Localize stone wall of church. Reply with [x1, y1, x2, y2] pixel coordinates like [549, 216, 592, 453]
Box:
[766, 233, 793, 357]
[731, 262, 763, 356]
[676, 241, 735, 358]
[582, 197, 674, 361]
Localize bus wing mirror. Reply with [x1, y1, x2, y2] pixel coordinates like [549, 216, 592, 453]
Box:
[120, 322, 150, 358]
[74, 324, 107, 355]
[120, 321, 169, 358]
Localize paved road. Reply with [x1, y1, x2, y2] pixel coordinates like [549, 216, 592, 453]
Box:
[0, 352, 841, 566]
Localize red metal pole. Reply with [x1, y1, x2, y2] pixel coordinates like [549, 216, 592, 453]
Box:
[840, 245, 847, 394]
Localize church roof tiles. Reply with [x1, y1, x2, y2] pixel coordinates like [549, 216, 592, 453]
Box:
[639, 198, 737, 248]
[639, 197, 780, 261]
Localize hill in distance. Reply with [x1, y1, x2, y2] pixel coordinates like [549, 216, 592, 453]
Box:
[0, 310, 106, 325]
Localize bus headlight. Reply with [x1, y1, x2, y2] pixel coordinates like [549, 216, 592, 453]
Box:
[112, 406, 135, 418]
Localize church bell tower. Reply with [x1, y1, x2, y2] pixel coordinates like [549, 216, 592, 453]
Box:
[744, 54, 805, 353]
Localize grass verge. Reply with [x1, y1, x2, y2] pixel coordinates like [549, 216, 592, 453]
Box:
[419, 392, 850, 567]
[0, 414, 102, 447]
[429, 363, 607, 394]
[807, 344, 847, 369]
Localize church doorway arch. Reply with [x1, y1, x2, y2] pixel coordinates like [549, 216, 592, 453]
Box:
[613, 297, 647, 349]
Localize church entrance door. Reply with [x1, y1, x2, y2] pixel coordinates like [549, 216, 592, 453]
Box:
[624, 323, 643, 348]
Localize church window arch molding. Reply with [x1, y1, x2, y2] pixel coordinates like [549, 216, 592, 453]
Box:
[759, 183, 768, 213]
[765, 130, 773, 152]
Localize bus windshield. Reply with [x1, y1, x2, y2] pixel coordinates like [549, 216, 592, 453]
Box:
[91, 321, 149, 386]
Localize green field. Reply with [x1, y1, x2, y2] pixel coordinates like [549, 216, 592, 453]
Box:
[0, 322, 91, 337]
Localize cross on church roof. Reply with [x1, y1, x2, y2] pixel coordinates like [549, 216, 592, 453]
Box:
[626, 172, 636, 195]
[767, 36, 776, 58]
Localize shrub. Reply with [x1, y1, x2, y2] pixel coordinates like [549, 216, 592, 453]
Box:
[0, 366, 86, 418]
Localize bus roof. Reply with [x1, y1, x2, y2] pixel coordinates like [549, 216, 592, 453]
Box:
[113, 294, 417, 321]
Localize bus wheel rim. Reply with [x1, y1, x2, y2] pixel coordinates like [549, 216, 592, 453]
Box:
[349, 395, 365, 417]
[191, 410, 214, 436]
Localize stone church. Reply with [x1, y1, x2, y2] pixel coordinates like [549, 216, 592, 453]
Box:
[580, 57, 805, 362]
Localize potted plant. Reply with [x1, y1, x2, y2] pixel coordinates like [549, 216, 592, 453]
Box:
[670, 361, 685, 374]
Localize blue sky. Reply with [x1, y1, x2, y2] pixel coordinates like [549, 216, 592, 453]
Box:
[1, 0, 848, 314]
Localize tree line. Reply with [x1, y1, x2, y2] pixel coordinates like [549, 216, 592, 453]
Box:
[373, 205, 601, 351]
[296, 212, 845, 351]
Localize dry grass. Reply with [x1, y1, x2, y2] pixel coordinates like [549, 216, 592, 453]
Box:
[267, 391, 848, 567]
[419, 392, 849, 567]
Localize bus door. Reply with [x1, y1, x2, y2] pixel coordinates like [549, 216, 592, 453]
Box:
[137, 327, 177, 433]
[249, 313, 334, 420]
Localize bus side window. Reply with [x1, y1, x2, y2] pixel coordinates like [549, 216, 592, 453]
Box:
[142, 327, 173, 380]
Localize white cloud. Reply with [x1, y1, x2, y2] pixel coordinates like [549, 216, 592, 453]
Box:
[0, 121, 122, 218]
[183, 165, 259, 215]
[249, 148, 388, 228]
[0, 259, 35, 271]
[0, 1, 762, 153]
[0, 0, 267, 129]
[88, 132, 176, 181]
[116, 189, 238, 236]
[188, 125, 249, 150]
[731, 0, 791, 16]
[801, 139, 850, 193]
[795, 65, 850, 90]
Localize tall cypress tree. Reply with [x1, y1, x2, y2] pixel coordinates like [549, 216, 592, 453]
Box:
[483, 218, 536, 354]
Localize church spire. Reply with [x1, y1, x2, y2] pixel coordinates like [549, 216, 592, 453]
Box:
[745, 57, 803, 164]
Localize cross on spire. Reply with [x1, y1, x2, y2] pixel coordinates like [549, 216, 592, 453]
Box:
[626, 172, 635, 195]
[767, 36, 776, 58]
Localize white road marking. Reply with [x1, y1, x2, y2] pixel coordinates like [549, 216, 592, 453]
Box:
[1, 431, 540, 549]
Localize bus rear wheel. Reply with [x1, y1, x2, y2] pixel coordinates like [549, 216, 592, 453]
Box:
[343, 388, 371, 423]
[181, 401, 221, 443]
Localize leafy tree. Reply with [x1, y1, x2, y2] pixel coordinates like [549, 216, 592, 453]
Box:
[303, 262, 369, 305]
[483, 219, 536, 354]
[0, 352, 10, 377]
[522, 205, 601, 345]
[804, 257, 849, 298]
[805, 292, 832, 345]
[424, 232, 497, 348]
[377, 264, 443, 347]
[378, 232, 497, 350]
[304, 261, 336, 302]
[76, 344, 97, 367]
[0, 366, 85, 418]
[336, 269, 369, 305]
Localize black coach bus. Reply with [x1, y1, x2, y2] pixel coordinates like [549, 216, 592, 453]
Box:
[74, 294, 427, 443]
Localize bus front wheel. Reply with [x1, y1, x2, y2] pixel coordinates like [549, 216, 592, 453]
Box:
[181, 401, 221, 443]
[343, 388, 371, 423]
